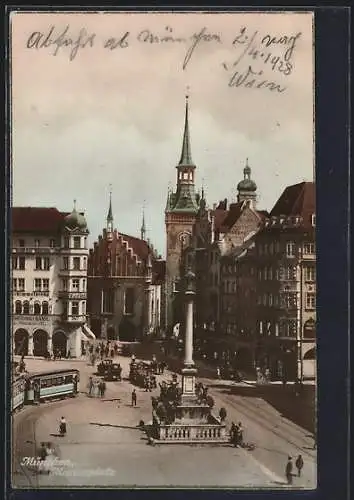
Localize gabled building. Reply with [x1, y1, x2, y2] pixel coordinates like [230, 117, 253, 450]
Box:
[193, 161, 267, 335]
[254, 181, 316, 381]
[12, 204, 95, 358]
[87, 194, 165, 341]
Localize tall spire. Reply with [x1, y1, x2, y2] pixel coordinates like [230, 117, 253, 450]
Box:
[106, 185, 113, 234]
[178, 88, 194, 166]
[141, 203, 146, 240]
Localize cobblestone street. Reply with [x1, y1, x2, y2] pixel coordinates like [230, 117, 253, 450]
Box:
[13, 356, 316, 488]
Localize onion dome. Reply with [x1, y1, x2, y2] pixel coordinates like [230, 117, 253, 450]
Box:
[237, 158, 257, 192]
[64, 200, 88, 230]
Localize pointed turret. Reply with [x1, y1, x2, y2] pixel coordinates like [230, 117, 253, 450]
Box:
[141, 207, 146, 241]
[106, 186, 114, 240]
[178, 92, 195, 167]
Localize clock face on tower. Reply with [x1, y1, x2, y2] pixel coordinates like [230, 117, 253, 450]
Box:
[179, 231, 191, 248]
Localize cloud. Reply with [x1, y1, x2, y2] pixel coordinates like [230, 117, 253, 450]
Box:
[11, 11, 314, 256]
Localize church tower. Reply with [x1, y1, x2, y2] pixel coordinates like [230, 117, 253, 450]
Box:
[165, 92, 200, 331]
[237, 158, 258, 207]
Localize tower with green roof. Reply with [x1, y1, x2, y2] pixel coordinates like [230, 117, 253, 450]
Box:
[165, 93, 200, 330]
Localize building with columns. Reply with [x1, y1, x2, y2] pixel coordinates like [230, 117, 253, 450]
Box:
[87, 194, 165, 341]
[165, 94, 201, 332]
[12, 205, 95, 358]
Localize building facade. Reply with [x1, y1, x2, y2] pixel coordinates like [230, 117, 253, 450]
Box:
[165, 94, 200, 331]
[187, 161, 267, 358]
[87, 195, 165, 341]
[254, 182, 316, 381]
[12, 205, 95, 358]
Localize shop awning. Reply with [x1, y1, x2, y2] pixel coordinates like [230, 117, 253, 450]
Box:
[81, 331, 89, 341]
[82, 324, 96, 340]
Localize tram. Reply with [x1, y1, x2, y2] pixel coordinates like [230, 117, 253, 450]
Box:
[11, 368, 80, 412]
[12, 375, 27, 413]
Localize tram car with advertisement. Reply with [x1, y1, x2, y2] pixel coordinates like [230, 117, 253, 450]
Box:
[11, 368, 80, 412]
[12, 375, 27, 413]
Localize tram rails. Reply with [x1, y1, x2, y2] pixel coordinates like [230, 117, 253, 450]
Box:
[209, 385, 316, 459]
[11, 368, 80, 413]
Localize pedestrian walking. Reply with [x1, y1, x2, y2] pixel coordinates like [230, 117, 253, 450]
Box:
[295, 455, 304, 477]
[88, 376, 93, 396]
[131, 388, 137, 407]
[39, 442, 48, 462]
[102, 380, 106, 398]
[110, 348, 115, 358]
[98, 380, 104, 397]
[237, 422, 244, 446]
[285, 456, 293, 485]
[59, 416, 67, 436]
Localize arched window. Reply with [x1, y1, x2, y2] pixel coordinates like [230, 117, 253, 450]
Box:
[34, 303, 41, 315]
[23, 301, 30, 315]
[42, 302, 49, 315]
[15, 300, 22, 314]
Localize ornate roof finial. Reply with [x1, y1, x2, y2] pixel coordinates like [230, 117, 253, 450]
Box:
[73, 199, 77, 211]
[244, 158, 251, 179]
[107, 184, 113, 226]
[141, 201, 146, 241]
[178, 88, 194, 166]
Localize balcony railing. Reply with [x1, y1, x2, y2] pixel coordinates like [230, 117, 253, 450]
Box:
[59, 268, 86, 273]
[13, 314, 52, 324]
[12, 290, 50, 297]
[12, 247, 57, 254]
[58, 291, 87, 299]
[61, 314, 86, 323]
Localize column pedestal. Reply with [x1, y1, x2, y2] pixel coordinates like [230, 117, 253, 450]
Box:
[47, 335, 53, 356]
[28, 336, 34, 356]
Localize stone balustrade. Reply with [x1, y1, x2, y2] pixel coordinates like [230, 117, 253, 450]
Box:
[154, 420, 228, 444]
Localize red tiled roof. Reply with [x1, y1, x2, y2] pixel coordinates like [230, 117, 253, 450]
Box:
[270, 182, 315, 227]
[219, 202, 244, 231]
[119, 233, 150, 261]
[212, 208, 228, 231]
[12, 207, 66, 234]
[216, 202, 269, 232]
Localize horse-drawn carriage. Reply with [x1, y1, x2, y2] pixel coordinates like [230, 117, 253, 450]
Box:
[97, 359, 113, 376]
[129, 360, 157, 389]
[104, 362, 122, 381]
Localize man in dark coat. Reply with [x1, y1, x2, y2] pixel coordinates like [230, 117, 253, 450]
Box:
[295, 455, 304, 477]
[285, 456, 293, 484]
[131, 388, 137, 407]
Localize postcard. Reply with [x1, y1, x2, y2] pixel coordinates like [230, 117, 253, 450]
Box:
[10, 10, 316, 489]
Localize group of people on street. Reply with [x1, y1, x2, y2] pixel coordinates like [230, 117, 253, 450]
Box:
[88, 341, 120, 361]
[87, 377, 107, 398]
[285, 455, 304, 484]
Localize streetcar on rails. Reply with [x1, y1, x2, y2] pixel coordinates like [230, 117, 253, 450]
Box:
[11, 368, 80, 413]
[12, 375, 27, 413]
